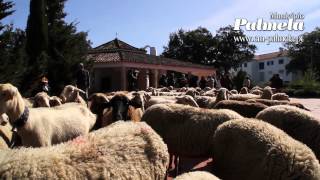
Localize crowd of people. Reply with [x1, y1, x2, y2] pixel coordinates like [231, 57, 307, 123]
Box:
[34, 66, 284, 98]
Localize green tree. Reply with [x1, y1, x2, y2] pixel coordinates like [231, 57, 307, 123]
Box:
[26, 0, 48, 70]
[162, 26, 256, 73]
[0, 0, 13, 30]
[213, 26, 256, 72]
[46, 0, 91, 94]
[0, 1, 28, 87]
[285, 27, 320, 78]
[162, 27, 216, 65]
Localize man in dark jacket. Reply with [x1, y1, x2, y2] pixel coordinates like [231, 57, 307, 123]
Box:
[76, 63, 90, 100]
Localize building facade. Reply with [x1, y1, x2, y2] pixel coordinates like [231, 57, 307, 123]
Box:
[239, 50, 301, 85]
[88, 39, 216, 92]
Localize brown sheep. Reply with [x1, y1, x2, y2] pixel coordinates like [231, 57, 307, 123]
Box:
[101, 93, 143, 127]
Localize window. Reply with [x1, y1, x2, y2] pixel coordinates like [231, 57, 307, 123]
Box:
[279, 59, 284, 64]
[271, 61, 274, 65]
[259, 62, 264, 70]
[243, 63, 247, 68]
[279, 69, 284, 74]
[267, 62, 270, 66]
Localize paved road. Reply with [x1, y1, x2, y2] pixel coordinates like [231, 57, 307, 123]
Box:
[291, 98, 320, 119]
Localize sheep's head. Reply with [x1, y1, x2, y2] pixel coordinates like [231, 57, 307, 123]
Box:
[0, 114, 9, 126]
[60, 85, 85, 103]
[49, 96, 62, 107]
[33, 92, 50, 108]
[130, 91, 151, 112]
[261, 87, 274, 99]
[230, 89, 239, 94]
[240, 87, 249, 94]
[0, 83, 18, 114]
[176, 95, 199, 107]
[89, 93, 109, 115]
[215, 88, 231, 103]
[102, 93, 142, 121]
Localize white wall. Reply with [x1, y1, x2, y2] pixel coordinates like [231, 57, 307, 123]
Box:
[239, 56, 296, 85]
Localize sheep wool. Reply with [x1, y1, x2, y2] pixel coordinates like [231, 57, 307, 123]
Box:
[0, 121, 169, 179]
[256, 105, 320, 160]
[174, 171, 220, 180]
[212, 100, 268, 118]
[212, 119, 320, 180]
[141, 103, 243, 157]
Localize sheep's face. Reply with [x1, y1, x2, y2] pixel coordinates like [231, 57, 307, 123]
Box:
[0, 84, 18, 114]
[60, 85, 85, 103]
[103, 94, 142, 121]
[106, 95, 130, 121]
[216, 88, 230, 102]
[34, 92, 50, 108]
[240, 87, 249, 94]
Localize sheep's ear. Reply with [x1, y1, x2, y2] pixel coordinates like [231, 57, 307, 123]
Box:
[129, 99, 142, 108]
[75, 88, 86, 94]
[2, 87, 17, 101]
[144, 93, 151, 101]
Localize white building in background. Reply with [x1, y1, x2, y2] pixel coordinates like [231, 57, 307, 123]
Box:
[239, 50, 301, 85]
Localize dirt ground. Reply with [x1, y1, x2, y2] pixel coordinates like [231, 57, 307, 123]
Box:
[167, 98, 320, 179]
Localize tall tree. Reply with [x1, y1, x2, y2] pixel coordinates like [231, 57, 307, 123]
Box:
[0, 0, 13, 30]
[26, 0, 48, 68]
[46, 0, 91, 94]
[0, 1, 28, 87]
[213, 26, 256, 72]
[285, 27, 320, 78]
[23, 0, 49, 95]
[162, 27, 216, 65]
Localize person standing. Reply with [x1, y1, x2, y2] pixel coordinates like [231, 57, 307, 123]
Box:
[199, 76, 207, 89]
[167, 73, 176, 87]
[206, 76, 215, 88]
[76, 63, 90, 100]
[179, 74, 188, 88]
[159, 74, 168, 88]
[270, 74, 283, 92]
[243, 76, 251, 88]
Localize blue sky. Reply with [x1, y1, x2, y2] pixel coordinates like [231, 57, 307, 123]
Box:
[3, 0, 320, 55]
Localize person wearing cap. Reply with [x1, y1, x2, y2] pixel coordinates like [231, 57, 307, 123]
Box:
[76, 63, 90, 100]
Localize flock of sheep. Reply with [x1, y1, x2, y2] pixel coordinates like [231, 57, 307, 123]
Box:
[0, 83, 320, 179]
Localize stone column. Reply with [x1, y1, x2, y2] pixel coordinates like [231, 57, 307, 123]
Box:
[152, 69, 159, 88]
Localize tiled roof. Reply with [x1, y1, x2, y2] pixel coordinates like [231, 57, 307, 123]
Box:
[87, 52, 121, 63]
[92, 38, 145, 53]
[88, 39, 214, 70]
[254, 50, 288, 61]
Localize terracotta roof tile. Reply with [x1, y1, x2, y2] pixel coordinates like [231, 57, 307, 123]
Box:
[87, 52, 121, 63]
[254, 51, 288, 61]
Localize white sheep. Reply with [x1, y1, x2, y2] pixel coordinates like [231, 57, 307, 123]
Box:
[0, 83, 96, 147]
[145, 95, 199, 109]
[174, 171, 220, 180]
[212, 119, 320, 179]
[271, 93, 290, 101]
[256, 105, 320, 160]
[60, 85, 86, 106]
[141, 103, 243, 157]
[0, 121, 169, 179]
[0, 114, 12, 149]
